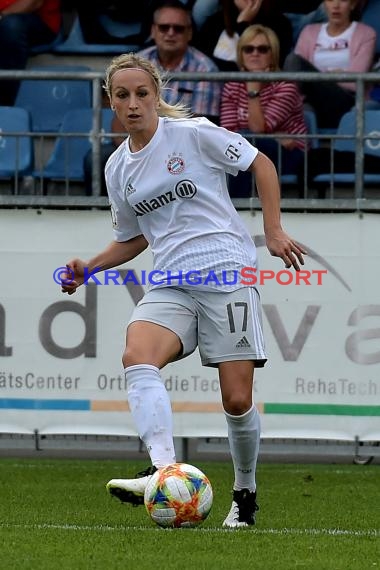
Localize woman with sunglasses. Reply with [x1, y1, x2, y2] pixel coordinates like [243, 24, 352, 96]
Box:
[60, 52, 306, 528]
[220, 24, 308, 196]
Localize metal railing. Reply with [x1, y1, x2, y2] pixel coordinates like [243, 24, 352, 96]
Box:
[0, 68, 380, 211]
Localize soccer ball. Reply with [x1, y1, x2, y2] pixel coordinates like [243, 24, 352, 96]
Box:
[144, 463, 213, 528]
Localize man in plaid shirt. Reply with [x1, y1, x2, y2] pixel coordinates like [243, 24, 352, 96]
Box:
[139, 0, 221, 123]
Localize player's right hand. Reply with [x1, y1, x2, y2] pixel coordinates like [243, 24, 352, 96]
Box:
[61, 259, 86, 295]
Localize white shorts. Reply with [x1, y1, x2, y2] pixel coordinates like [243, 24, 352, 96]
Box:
[128, 286, 267, 368]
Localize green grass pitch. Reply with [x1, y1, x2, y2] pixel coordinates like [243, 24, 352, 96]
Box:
[0, 458, 378, 570]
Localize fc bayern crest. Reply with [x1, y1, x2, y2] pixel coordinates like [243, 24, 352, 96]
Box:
[167, 155, 185, 175]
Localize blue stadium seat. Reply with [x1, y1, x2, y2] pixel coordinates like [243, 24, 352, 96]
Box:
[313, 109, 380, 186]
[52, 17, 140, 54]
[35, 108, 114, 182]
[0, 106, 34, 179]
[15, 66, 92, 133]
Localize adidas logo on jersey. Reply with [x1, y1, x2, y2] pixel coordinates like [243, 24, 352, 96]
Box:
[124, 177, 137, 196]
[125, 182, 136, 195]
[235, 336, 251, 348]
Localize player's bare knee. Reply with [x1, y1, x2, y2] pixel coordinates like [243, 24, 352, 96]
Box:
[223, 393, 252, 415]
[122, 345, 149, 367]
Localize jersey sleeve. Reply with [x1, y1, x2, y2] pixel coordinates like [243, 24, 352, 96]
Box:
[196, 117, 258, 175]
[105, 154, 143, 243]
[109, 193, 142, 243]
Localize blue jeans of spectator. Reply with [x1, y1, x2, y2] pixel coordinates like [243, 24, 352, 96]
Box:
[0, 14, 57, 105]
[192, 0, 219, 30]
[228, 138, 304, 197]
[283, 53, 356, 129]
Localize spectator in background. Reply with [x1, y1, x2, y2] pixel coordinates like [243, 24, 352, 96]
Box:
[284, 0, 376, 129]
[0, 0, 61, 105]
[195, 0, 240, 71]
[138, 0, 221, 123]
[280, 0, 369, 44]
[220, 24, 308, 196]
[196, 0, 294, 71]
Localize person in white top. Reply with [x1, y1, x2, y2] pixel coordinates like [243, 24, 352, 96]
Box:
[60, 53, 306, 528]
[283, 0, 376, 129]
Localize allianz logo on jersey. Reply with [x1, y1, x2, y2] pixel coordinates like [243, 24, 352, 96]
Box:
[132, 179, 197, 217]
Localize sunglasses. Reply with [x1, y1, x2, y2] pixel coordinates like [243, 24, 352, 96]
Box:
[242, 44, 271, 55]
[156, 23, 188, 34]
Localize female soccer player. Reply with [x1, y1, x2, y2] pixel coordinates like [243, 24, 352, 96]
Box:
[61, 53, 306, 528]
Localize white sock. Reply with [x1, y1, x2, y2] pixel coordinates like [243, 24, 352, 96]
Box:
[125, 364, 176, 468]
[224, 405, 261, 492]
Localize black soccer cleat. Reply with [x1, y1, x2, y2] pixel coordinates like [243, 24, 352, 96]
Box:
[222, 488, 259, 528]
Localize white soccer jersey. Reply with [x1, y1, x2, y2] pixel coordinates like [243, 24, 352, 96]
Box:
[105, 116, 259, 291]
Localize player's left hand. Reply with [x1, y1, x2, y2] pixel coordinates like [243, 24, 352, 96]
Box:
[265, 231, 307, 271]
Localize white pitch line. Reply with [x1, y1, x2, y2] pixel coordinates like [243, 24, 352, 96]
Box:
[0, 523, 378, 537]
